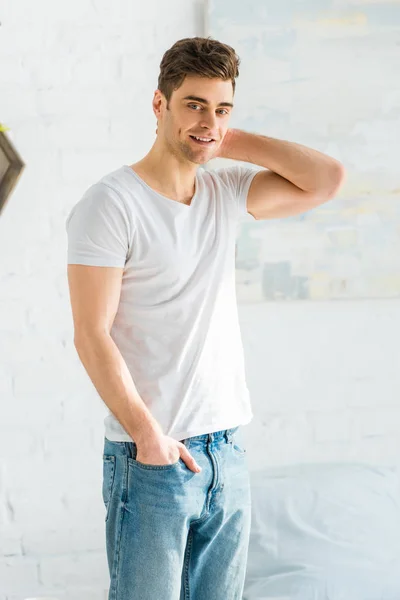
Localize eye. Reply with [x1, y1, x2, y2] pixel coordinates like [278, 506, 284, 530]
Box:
[187, 104, 229, 116]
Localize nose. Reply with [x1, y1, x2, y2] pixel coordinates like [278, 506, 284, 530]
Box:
[199, 113, 218, 135]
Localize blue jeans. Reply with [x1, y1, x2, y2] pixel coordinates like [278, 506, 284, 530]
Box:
[102, 426, 251, 599]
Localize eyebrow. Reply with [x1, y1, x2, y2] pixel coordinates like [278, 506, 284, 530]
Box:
[182, 95, 234, 108]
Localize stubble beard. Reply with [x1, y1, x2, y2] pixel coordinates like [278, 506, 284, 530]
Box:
[178, 137, 216, 165]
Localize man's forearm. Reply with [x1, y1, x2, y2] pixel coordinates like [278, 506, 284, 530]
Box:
[74, 332, 163, 446]
[219, 128, 344, 196]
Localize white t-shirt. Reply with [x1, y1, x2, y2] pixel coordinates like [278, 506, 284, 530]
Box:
[66, 164, 258, 442]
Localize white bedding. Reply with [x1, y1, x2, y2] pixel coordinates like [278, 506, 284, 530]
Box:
[243, 463, 400, 600]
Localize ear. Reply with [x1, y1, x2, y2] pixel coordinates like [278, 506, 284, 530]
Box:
[152, 90, 164, 121]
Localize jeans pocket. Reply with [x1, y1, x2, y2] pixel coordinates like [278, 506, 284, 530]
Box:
[128, 456, 182, 471]
[128, 443, 182, 470]
[102, 455, 116, 521]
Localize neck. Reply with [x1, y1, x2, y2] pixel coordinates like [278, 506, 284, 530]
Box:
[130, 137, 199, 203]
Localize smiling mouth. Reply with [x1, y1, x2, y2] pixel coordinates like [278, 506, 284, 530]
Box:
[189, 135, 216, 146]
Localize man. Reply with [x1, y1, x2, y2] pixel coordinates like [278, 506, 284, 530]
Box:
[66, 36, 345, 600]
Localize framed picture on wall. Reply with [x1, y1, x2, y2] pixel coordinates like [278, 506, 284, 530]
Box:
[0, 127, 25, 215]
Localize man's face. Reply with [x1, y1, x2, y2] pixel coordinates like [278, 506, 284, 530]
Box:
[154, 76, 234, 165]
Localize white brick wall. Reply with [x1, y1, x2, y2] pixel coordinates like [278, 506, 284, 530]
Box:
[0, 0, 399, 598]
[0, 0, 204, 597]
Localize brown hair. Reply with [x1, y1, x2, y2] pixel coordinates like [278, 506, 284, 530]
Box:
[157, 37, 240, 107]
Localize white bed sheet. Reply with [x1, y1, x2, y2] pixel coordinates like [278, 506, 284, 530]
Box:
[243, 463, 400, 600]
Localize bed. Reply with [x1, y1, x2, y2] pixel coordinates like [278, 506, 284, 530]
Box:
[243, 463, 400, 600]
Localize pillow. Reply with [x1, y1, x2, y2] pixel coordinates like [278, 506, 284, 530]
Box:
[243, 463, 400, 600]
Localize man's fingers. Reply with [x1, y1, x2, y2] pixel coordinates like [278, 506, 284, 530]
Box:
[179, 445, 202, 473]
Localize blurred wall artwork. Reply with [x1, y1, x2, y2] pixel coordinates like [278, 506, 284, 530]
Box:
[207, 0, 400, 303]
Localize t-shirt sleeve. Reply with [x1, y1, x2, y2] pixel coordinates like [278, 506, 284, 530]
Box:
[214, 164, 259, 218]
[66, 182, 132, 267]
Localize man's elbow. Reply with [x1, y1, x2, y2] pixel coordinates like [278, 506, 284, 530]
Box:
[73, 327, 110, 350]
[326, 161, 346, 199]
